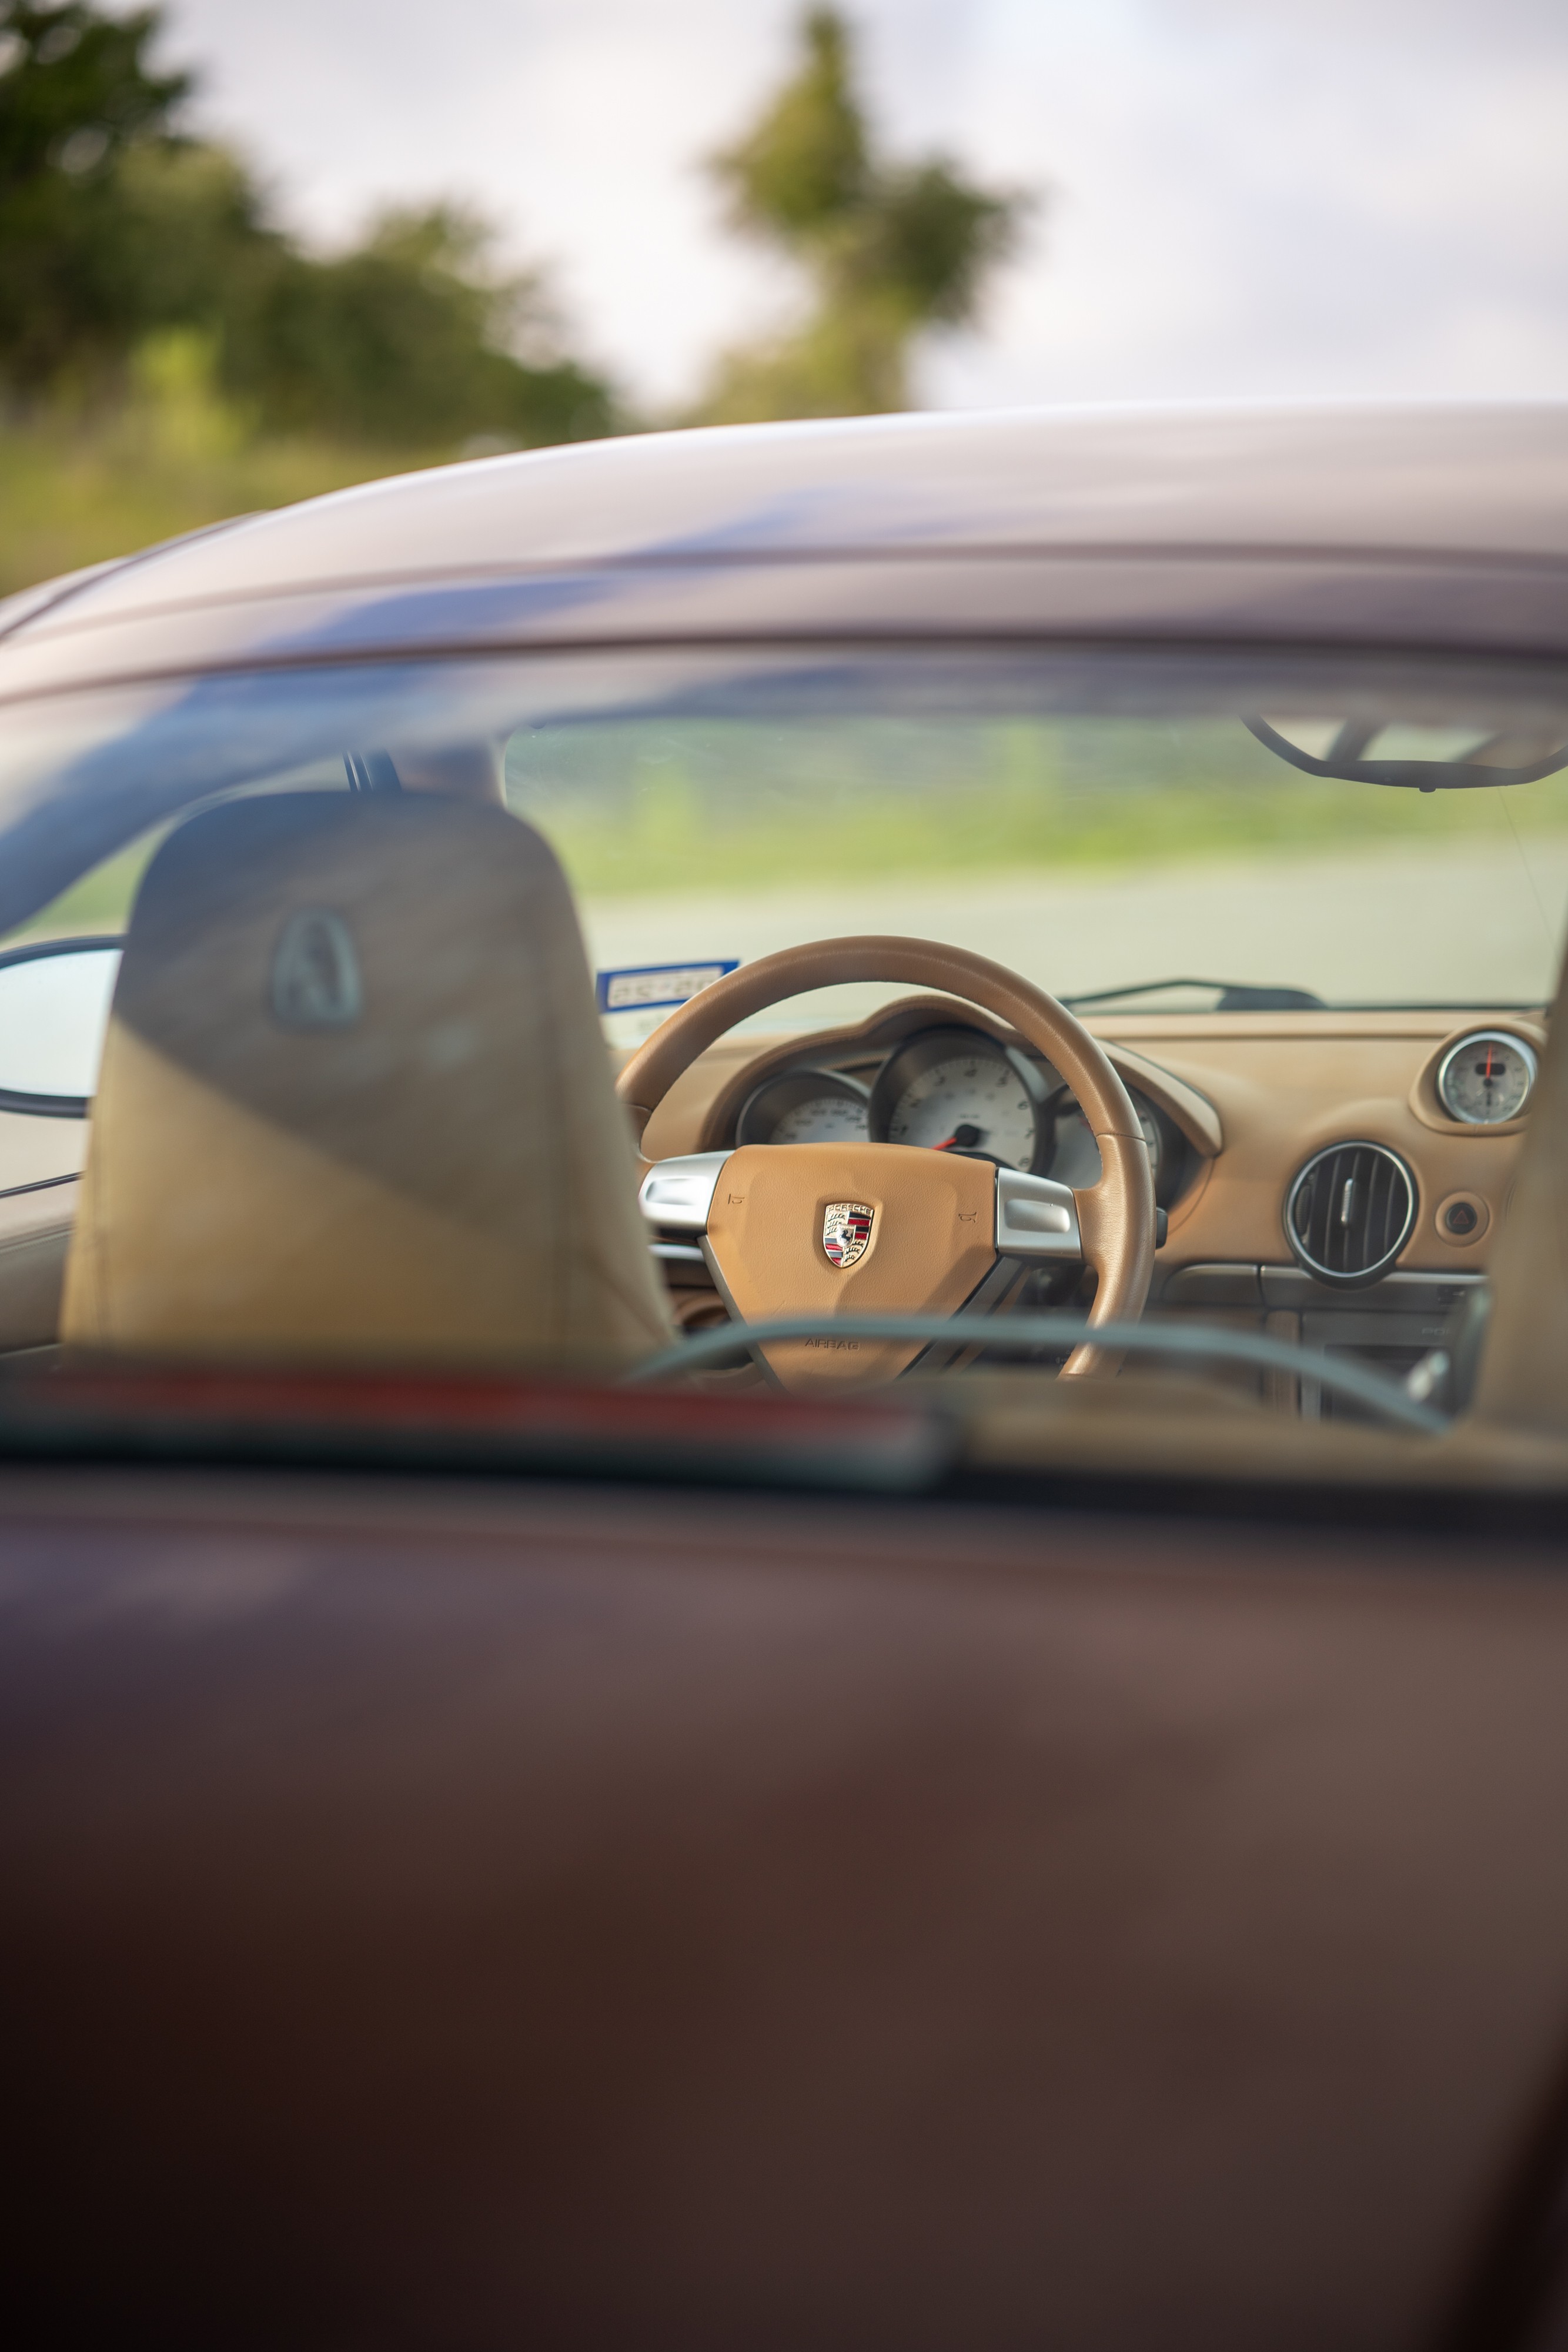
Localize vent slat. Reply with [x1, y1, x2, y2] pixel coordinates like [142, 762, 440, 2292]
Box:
[1288, 1141, 1414, 1287]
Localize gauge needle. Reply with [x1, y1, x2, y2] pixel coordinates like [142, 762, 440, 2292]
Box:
[934, 1124, 982, 1151]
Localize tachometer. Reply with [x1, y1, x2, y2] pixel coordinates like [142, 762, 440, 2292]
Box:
[737, 1067, 872, 1147]
[870, 1028, 1047, 1172]
[1436, 1031, 1536, 1126]
[770, 1093, 871, 1144]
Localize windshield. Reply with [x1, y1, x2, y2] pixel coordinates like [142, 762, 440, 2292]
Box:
[8, 649, 1567, 1021]
[509, 696, 1568, 1035]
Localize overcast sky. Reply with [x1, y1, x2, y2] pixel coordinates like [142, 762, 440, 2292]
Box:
[156, 0, 1568, 417]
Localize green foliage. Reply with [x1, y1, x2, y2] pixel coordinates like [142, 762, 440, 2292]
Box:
[0, 342, 443, 599]
[112, 139, 269, 334]
[0, 1, 618, 454]
[858, 162, 1020, 328]
[697, 6, 1029, 422]
[714, 8, 867, 236]
[0, 2, 188, 390]
[217, 202, 616, 449]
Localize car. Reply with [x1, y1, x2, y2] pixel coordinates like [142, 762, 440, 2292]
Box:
[5, 402, 1568, 2347]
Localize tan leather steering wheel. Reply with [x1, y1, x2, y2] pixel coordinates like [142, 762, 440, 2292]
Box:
[618, 937, 1155, 1385]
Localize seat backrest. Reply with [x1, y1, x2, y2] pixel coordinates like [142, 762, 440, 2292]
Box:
[61, 792, 672, 1370]
[1470, 939, 1568, 1432]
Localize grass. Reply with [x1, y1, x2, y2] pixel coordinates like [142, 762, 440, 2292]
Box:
[16, 841, 165, 938]
[0, 334, 446, 601]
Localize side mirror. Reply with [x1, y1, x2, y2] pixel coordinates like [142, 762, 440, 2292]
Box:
[0, 938, 122, 1116]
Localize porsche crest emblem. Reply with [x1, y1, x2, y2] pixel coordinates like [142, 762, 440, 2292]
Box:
[823, 1201, 874, 1269]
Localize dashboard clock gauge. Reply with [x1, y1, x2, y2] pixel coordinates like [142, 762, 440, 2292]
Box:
[736, 1067, 871, 1147]
[1436, 1031, 1537, 1126]
[870, 1028, 1049, 1172]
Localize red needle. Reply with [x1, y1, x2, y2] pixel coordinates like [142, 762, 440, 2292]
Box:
[1485, 1044, 1495, 1081]
[933, 1135, 959, 1151]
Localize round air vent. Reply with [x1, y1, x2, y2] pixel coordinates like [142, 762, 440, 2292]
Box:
[1285, 1141, 1416, 1288]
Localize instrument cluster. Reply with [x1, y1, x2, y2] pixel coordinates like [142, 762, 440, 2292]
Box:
[734, 1024, 1188, 1206]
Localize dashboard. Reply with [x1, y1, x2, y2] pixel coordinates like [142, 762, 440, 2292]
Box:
[733, 1024, 1188, 1207]
[638, 993, 1546, 1414]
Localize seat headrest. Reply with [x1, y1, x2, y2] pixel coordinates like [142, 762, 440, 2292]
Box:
[62, 792, 672, 1369]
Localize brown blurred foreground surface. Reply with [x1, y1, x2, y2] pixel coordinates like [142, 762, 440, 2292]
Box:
[6, 1463, 1568, 2349]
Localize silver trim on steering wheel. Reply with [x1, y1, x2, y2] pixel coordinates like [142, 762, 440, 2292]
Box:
[994, 1168, 1082, 1260]
[638, 1152, 731, 1233]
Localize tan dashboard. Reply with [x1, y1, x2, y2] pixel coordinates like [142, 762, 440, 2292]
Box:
[636, 994, 1546, 1282]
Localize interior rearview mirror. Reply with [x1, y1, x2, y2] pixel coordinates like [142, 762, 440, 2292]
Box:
[0, 938, 122, 1115]
[1246, 716, 1568, 790]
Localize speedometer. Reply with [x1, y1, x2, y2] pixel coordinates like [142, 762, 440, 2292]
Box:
[870, 1028, 1047, 1171]
[1436, 1031, 1536, 1125]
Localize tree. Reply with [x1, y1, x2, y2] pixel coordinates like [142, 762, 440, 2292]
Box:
[216, 203, 617, 449]
[696, 7, 1031, 423]
[0, 0, 618, 447]
[0, 1, 189, 393]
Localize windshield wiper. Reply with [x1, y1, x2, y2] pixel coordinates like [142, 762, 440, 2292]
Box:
[1062, 978, 1326, 1013]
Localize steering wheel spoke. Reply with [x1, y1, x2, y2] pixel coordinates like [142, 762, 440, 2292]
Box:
[995, 1167, 1082, 1260]
[637, 1151, 731, 1234]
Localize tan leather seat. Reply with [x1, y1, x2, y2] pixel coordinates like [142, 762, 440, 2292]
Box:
[61, 793, 672, 1371]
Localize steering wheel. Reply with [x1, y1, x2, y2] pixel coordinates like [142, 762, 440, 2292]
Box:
[618, 938, 1155, 1387]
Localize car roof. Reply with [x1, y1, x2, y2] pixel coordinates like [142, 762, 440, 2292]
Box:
[4, 401, 1568, 695]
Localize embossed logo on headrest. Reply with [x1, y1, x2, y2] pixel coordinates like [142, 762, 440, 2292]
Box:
[270, 909, 362, 1031]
